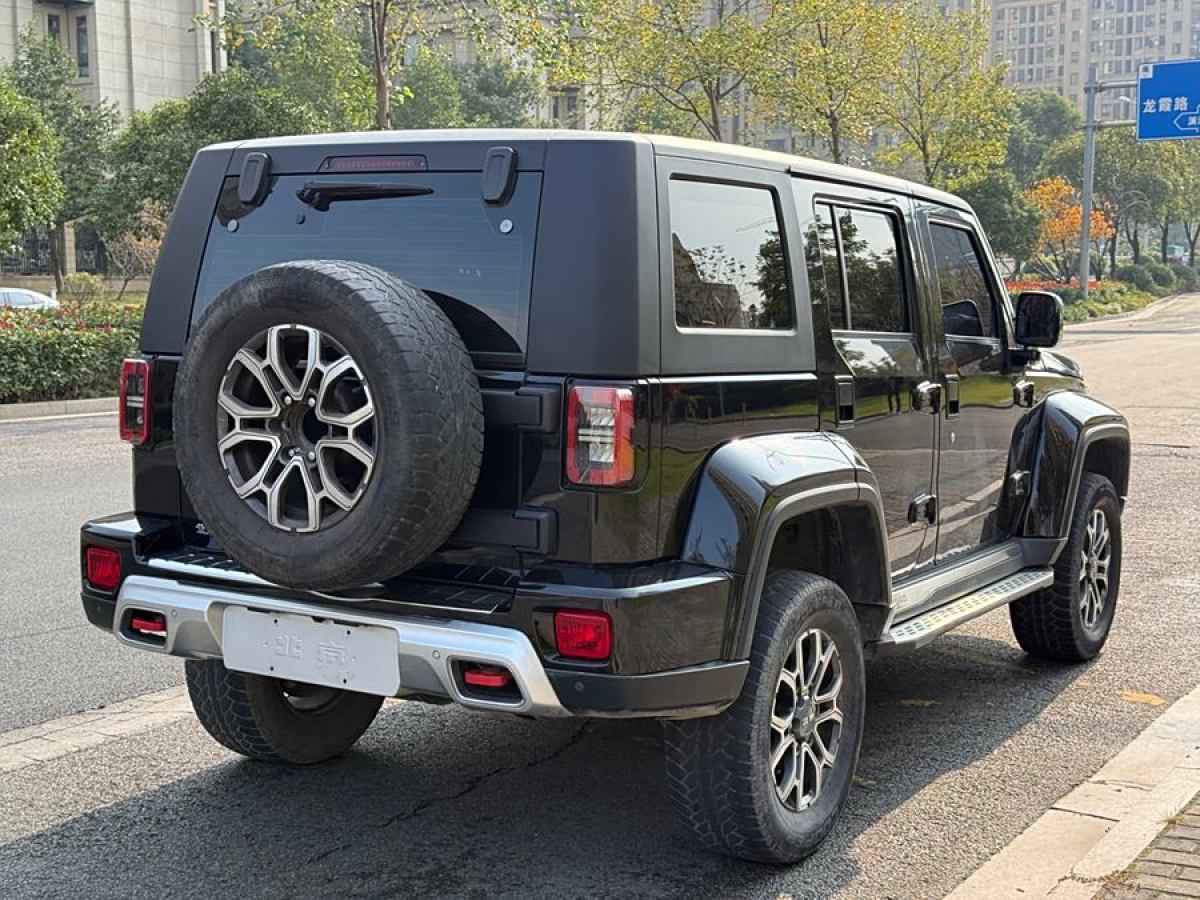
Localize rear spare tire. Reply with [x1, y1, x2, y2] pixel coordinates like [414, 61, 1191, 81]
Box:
[174, 260, 483, 589]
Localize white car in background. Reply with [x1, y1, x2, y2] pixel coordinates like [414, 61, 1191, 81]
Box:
[0, 288, 59, 310]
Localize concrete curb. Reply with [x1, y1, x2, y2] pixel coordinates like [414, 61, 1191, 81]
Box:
[946, 683, 1200, 899]
[0, 396, 117, 423]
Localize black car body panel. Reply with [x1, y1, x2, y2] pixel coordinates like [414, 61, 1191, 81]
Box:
[82, 129, 1130, 719]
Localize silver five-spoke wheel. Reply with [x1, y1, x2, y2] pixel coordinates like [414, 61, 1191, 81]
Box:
[1079, 507, 1112, 631]
[217, 324, 375, 533]
[770, 627, 844, 811]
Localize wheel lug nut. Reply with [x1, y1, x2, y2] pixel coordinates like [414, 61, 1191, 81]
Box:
[307, 397, 316, 408]
[283, 396, 293, 406]
[307, 451, 316, 461]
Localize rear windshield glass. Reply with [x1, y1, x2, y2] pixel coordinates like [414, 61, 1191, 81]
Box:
[192, 172, 541, 357]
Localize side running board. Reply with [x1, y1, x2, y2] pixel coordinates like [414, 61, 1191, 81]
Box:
[879, 568, 1055, 652]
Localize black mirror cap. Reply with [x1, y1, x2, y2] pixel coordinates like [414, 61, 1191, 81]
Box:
[1016, 290, 1063, 348]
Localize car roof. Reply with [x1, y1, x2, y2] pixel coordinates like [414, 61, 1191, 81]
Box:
[220, 128, 971, 214]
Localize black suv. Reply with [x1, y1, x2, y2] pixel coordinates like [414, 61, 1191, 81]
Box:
[81, 130, 1130, 863]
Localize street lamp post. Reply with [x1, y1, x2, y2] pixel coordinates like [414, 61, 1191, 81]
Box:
[1079, 67, 1137, 300]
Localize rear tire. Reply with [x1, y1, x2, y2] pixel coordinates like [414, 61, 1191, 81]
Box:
[663, 571, 865, 864]
[186, 659, 383, 764]
[1010, 473, 1122, 662]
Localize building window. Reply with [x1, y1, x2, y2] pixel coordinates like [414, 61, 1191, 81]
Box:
[74, 16, 88, 77]
[47, 14, 61, 44]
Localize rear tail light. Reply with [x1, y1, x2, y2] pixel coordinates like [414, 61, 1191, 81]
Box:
[119, 358, 151, 445]
[85, 546, 122, 591]
[554, 610, 612, 661]
[565, 385, 635, 487]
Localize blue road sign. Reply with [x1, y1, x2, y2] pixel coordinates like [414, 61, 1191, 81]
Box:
[1137, 59, 1200, 141]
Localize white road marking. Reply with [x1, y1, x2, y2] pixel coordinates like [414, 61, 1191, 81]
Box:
[0, 411, 118, 426]
[0, 687, 192, 773]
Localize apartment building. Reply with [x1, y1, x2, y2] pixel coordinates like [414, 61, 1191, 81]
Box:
[990, 0, 1200, 119]
[0, 0, 226, 116]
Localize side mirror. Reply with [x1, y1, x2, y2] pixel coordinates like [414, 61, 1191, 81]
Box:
[1015, 290, 1063, 348]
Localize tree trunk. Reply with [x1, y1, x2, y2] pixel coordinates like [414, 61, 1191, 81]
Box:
[1124, 222, 1140, 263]
[1185, 221, 1199, 266]
[1160, 221, 1170, 264]
[370, 1, 391, 130]
[1108, 217, 1119, 273]
[828, 114, 843, 165]
[48, 222, 66, 294]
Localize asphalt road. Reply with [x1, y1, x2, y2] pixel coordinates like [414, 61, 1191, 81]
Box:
[0, 294, 1197, 899]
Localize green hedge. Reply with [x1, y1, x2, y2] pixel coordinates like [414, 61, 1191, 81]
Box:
[0, 305, 142, 404]
[1059, 281, 1156, 322]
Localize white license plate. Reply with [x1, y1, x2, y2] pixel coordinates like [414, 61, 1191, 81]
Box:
[222, 607, 400, 697]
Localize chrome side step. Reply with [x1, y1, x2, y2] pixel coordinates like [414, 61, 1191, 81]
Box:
[879, 568, 1055, 652]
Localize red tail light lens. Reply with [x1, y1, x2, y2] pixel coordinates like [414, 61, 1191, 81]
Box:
[119, 358, 151, 445]
[554, 610, 612, 661]
[565, 385, 635, 487]
[85, 546, 122, 591]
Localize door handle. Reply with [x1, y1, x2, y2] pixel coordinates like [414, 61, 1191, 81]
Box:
[907, 493, 938, 524]
[1014, 380, 1035, 408]
[912, 381, 942, 414]
[943, 375, 960, 417]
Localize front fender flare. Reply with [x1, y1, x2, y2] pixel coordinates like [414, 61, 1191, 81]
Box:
[1022, 391, 1130, 541]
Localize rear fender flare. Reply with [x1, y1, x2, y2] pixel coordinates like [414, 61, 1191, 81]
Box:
[678, 432, 891, 658]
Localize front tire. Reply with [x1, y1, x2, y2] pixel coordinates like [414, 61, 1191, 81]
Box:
[1010, 473, 1123, 662]
[186, 659, 383, 764]
[663, 571, 865, 864]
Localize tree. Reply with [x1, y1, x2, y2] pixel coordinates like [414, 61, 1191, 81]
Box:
[506, 0, 773, 141]
[97, 68, 323, 238]
[753, 0, 890, 164]
[956, 171, 1041, 271]
[105, 203, 166, 299]
[1027, 176, 1115, 282]
[1043, 128, 1174, 270]
[1005, 90, 1081, 187]
[7, 31, 117, 290]
[873, 1, 1012, 187]
[0, 78, 63, 241]
[455, 58, 541, 128]
[222, 0, 453, 130]
[1170, 141, 1200, 266]
[393, 50, 464, 129]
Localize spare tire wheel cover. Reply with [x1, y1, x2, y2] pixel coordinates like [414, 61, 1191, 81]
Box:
[173, 260, 484, 590]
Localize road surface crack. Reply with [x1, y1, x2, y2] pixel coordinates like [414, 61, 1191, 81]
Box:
[303, 722, 591, 866]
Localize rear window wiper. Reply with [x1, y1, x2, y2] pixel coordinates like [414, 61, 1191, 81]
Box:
[296, 181, 433, 211]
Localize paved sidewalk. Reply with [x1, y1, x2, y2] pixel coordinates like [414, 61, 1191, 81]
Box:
[1104, 800, 1200, 898]
[948, 682, 1200, 900]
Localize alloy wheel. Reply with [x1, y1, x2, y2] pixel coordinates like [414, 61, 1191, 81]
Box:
[217, 324, 376, 533]
[1079, 506, 1113, 631]
[770, 628, 845, 812]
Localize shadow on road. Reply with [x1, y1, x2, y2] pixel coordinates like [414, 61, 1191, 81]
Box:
[0, 630, 1088, 899]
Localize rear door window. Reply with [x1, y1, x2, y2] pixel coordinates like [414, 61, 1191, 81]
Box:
[811, 202, 909, 334]
[193, 172, 541, 358]
[669, 178, 793, 331]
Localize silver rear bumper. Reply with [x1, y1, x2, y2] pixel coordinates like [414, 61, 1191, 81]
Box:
[114, 575, 567, 717]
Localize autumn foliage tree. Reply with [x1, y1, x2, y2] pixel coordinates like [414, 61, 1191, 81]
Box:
[1027, 176, 1115, 283]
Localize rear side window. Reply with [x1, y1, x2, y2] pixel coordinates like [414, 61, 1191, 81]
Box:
[193, 172, 541, 357]
[929, 222, 997, 339]
[811, 202, 908, 334]
[669, 179, 792, 331]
